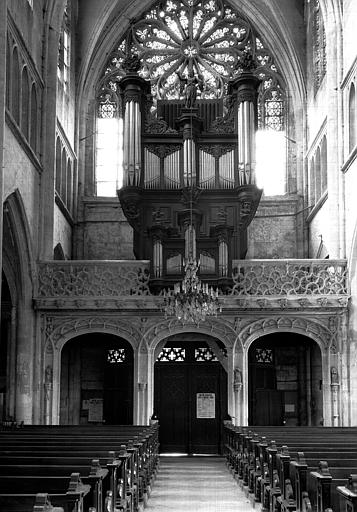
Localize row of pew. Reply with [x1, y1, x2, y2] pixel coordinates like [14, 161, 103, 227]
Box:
[0, 423, 160, 512]
[224, 424, 357, 512]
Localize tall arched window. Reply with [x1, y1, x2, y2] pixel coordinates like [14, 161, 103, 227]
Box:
[57, 1, 71, 94]
[30, 84, 38, 152]
[95, 0, 287, 197]
[321, 135, 327, 192]
[6, 37, 11, 109]
[55, 137, 62, 194]
[256, 85, 286, 195]
[12, 47, 20, 124]
[61, 148, 67, 203]
[312, 0, 326, 93]
[21, 67, 30, 140]
[95, 92, 123, 196]
[315, 146, 321, 201]
[349, 83, 356, 153]
[309, 157, 316, 206]
[66, 159, 73, 214]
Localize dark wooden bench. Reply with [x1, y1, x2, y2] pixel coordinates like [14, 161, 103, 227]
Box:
[0, 424, 159, 512]
[0, 473, 90, 512]
[224, 424, 357, 512]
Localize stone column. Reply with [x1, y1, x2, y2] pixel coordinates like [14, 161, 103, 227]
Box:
[330, 366, 340, 426]
[0, 0, 6, 307]
[15, 304, 35, 423]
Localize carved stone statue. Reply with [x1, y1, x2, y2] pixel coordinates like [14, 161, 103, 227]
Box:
[237, 50, 257, 73]
[233, 367, 243, 391]
[177, 70, 202, 108]
[330, 366, 339, 384]
[122, 53, 141, 73]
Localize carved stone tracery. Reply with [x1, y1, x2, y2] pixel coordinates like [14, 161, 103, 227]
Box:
[37, 262, 151, 298]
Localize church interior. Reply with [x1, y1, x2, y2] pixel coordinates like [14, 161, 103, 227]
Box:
[1, 0, 357, 510]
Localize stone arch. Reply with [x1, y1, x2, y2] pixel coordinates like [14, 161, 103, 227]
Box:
[46, 316, 142, 354]
[236, 315, 333, 426]
[77, 1, 306, 201]
[3, 190, 36, 297]
[139, 316, 238, 425]
[43, 315, 143, 424]
[2, 190, 36, 423]
[141, 317, 237, 354]
[238, 316, 331, 353]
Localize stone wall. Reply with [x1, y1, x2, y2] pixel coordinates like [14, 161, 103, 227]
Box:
[246, 196, 302, 259]
[54, 205, 72, 259]
[79, 198, 134, 260]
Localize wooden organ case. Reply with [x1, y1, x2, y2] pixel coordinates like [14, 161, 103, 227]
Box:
[118, 64, 262, 291]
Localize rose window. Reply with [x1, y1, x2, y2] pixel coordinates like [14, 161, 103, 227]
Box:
[101, 0, 284, 107]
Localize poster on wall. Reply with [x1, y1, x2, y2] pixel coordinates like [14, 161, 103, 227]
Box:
[196, 392, 215, 419]
[88, 398, 103, 422]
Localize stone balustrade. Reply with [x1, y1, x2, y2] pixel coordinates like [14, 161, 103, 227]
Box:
[230, 259, 348, 296]
[37, 260, 151, 298]
[34, 259, 349, 310]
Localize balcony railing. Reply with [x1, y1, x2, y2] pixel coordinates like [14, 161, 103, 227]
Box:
[230, 259, 348, 296]
[35, 259, 349, 310]
[37, 260, 151, 298]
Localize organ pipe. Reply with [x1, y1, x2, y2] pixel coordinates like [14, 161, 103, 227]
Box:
[120, 74, 150, 187]
[232, 67, 260, 186]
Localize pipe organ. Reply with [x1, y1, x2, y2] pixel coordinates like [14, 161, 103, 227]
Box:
[118, 64, 262, 288]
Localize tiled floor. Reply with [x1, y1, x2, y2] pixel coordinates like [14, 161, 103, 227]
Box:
[146, 456, 254, 511]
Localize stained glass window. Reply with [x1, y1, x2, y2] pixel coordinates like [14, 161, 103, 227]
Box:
[96, 0, 287, 196]
[312, 0, 326, 93]
[195, 347, 218, 361]
[255, 348, 273, 364]
[157, 347, 186, 361]
[96, 93, 123, 196]
[57, 1, 71, 93]
[107, 348, 126, 363]
[99, 0, 284, 107]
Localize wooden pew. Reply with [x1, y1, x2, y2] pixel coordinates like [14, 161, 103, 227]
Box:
[0, 473, 90, 512]
[224, 424, 357, 512]
[0, 424, 159, 512]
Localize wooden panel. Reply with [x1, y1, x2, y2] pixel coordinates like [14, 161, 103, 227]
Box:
[154, 346, 227, 454]
[155, 367, 188, 452]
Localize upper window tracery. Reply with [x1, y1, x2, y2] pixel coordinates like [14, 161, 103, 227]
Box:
[95, 0, 287, 196]
[98, 0, 284, 109]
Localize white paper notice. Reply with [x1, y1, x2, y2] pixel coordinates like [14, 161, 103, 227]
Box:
[88, 398, 103, 422]
[196, 392, 215, 419]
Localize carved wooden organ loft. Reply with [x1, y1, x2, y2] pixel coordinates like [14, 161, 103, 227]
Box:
[118, 61, 262, 290]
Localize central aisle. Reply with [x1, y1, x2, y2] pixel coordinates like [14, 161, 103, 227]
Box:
[146, 456, 253, 512]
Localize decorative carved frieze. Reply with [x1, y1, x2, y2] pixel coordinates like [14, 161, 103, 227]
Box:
[239, 316, 333, 349]
[231, 260, 348, 297]
[144, 112, 178, 134]
[199, 144, 235, 159]
[145, 143, 181, 159]
[43, 315, 143, 350]
[37, 261, 151, 298]
[34, 259, 349, 312]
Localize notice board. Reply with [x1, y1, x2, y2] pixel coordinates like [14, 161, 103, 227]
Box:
[196, 392, 215, 419]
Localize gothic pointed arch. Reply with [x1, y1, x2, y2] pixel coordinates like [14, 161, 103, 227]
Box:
[141, 316, 237, 354]
[238, 316, 332, 354]
[3, 190, 36, 300]
[43, 315, 143, 354]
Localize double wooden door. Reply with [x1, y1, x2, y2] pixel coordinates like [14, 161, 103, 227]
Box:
[154, 342, 227, 454]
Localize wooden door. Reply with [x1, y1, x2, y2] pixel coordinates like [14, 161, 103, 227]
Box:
[103, 346, 133, 425]
[249, 346, 284, 425]
[154, 341, 227, 454]
[254, 389, 284, 425]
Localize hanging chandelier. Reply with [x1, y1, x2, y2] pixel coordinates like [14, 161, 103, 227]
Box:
[163, 257, 221, 324]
